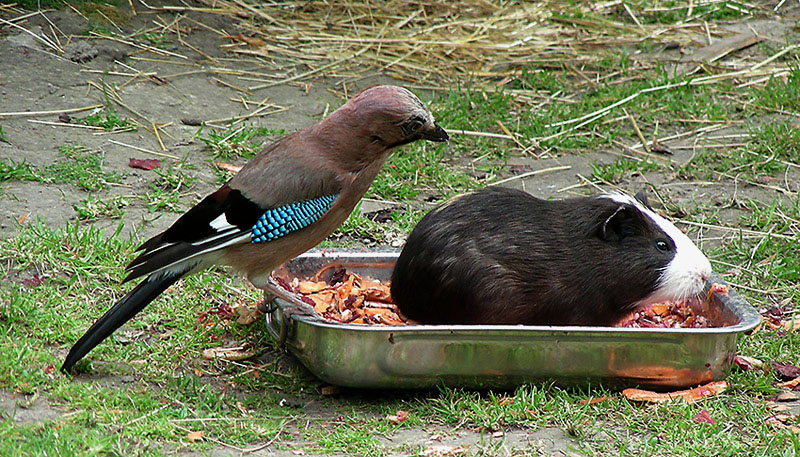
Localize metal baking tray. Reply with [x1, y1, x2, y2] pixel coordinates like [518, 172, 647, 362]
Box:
[263, 250, 760, 390]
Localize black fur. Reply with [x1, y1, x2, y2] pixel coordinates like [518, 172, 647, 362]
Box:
[61, 269, 186, 372]
[390, 187, 676, 326]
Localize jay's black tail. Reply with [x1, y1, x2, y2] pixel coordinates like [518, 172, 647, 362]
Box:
[61, 269, 186, 373]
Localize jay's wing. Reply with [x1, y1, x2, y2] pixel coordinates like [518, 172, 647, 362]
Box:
[123, 140, 344, 282]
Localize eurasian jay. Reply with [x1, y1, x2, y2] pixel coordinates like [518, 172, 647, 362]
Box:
[61, 85, 448, 372]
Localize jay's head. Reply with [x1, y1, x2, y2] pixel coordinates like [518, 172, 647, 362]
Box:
[319, 85, 448, 161]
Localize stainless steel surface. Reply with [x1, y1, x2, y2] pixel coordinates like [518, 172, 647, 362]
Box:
[264, 250, 761, 390]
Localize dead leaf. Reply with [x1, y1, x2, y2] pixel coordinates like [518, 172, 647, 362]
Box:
[233, 304, 262, 325]
[692, 409, 716, 425]
[387, 410, 409, 425]
[186, 431, 204, 442]
[773, 362, 800, 381]
[212, 161, 243, 174]
[622, 381, 728, 404]
[321, 385, 339, 396]
[491, 430, 504, 438]
[765, 412, 798, 430]
[128, 158, 161, 170]
[201, 346, 256, 361]
[766, 401, 791, 412]
[756, 253, 777, 267]
[733, 355, 765, 372]
[774, 392, 798, 402]
[781, 318, 800, 331]
[224, 33, 266, 48]
[579, 395, 609, 406]
[22, 275, 44, 288]
[776, 376, 800, 389]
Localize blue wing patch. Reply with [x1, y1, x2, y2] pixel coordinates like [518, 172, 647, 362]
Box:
[250, 194, 338, 243]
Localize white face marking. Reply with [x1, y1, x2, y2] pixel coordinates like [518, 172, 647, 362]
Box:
[601, 193, 712, 304]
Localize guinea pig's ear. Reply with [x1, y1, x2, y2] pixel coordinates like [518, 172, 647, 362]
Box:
[599, 205, 634, 241]
[634, 189, 652, 209]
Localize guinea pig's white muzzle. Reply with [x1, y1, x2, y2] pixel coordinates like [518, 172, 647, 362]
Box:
[639, 211, 713, 305]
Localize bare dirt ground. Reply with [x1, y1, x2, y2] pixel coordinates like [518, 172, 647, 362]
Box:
[0, 7, 343, 240]
[1, 1, 798, 456]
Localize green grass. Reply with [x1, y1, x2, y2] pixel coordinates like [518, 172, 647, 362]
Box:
[73, 195, 130, 220]
[8, 0, 69, 9]
[635, 0, 751, 25]
[51, 145, 125, 191]
[139, 161, 198, 213]
[77, 107, 137, 132]
[0, 159, 39, 182]
[197, 124, 284, 161]
[0, 145, 124, 192]
[754, 68, 800, 113]
[592, 158, 661, 184]
[680, 120, 799, 184]
[138, 31, 169, 49]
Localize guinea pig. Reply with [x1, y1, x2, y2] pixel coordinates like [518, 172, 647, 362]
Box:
[390, 186, 712, 326]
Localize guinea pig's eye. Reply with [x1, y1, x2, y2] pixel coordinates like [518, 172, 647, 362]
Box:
[655, 240, 670, 252]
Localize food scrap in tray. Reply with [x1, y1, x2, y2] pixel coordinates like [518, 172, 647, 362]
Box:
[274, 268, 409, 325]
[615, 301, 712, 329]
[274, 269, 723, 328]
[615, 283, 729, 329]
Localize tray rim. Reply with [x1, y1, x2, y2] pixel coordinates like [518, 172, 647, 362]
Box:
[264, 250, 762, 336]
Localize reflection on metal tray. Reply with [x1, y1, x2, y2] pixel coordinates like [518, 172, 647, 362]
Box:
[263, 250, 760, 390]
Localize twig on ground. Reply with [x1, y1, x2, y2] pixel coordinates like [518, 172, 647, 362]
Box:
[490, 166, 571, 187]
[108, 139, 179, 160]
[0, 105, 104, 118]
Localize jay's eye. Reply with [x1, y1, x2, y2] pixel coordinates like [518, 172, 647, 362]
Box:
[401, 117, 425, 136]
[655, 240, 670, 252]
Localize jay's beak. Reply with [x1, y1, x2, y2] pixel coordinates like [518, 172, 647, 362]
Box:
[419, 122, 449, 142]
